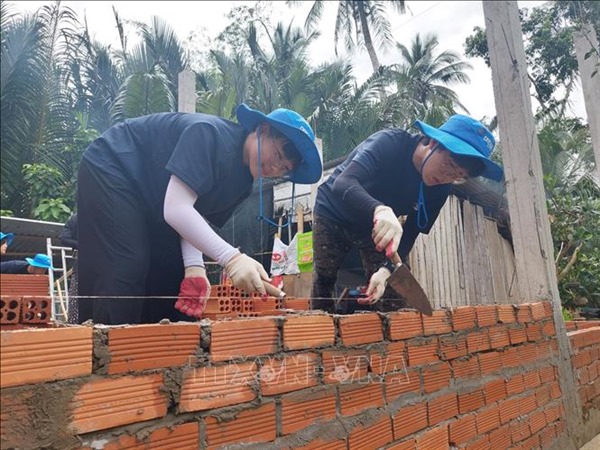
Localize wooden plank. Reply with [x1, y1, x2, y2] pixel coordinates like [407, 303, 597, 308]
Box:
[456, 199, 468, 305]
[177, 69, 196, 113]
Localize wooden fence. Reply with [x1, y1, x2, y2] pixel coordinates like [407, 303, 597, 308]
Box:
[409, 195, 521, 309]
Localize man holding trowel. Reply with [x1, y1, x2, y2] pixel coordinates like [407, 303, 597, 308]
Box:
[77, 104, 321, 325]
[311, 115, 503, 313]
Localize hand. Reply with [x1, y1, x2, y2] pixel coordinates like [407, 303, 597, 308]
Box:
[175, 266, 210, 319]
[372, 206, 402, 258]
[225, 253, 270, 295]
[360, 266, 392, 304]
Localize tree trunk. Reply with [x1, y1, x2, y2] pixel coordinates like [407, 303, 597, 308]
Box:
[357, 1, 380, 72]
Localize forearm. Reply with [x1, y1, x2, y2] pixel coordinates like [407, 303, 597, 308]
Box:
[332, 161, 382, 218]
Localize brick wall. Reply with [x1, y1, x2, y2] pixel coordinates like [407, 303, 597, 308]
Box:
[567, 324, 600, 412]
[0, 303, 598, 450]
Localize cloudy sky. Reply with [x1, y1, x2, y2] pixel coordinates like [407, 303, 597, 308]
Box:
[9, 1, 586, 121]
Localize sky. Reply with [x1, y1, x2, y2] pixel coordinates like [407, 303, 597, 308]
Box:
[8, 0, 587, 122]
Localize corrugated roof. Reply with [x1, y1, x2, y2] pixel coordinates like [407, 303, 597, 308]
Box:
[1, 216, 64, 260]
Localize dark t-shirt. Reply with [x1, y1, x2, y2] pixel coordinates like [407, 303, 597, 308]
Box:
[0, 260, 29, 274]
[314, 129, 451, 258]
[83, 113, 253, 227]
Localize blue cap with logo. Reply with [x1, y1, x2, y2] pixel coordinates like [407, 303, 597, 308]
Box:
[236, 103, 323, 184]
[414, 115, 503, 181]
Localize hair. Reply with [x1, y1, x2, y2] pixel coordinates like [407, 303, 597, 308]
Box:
[266, 125, 302, 168]
[452, 154, 485, 177]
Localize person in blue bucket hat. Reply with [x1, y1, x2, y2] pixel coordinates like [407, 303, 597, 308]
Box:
[311, 114, 503, 312]
[76, 104, 321, 325]
[1, 232, 15, 255]
[1, 253, 52, 274]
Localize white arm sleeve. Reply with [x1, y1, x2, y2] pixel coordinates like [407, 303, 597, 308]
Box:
[180, 238, 205, 268]
[164, 175, 240, 266]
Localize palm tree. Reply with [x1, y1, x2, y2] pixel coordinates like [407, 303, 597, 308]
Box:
[388, 33, 473, 126]
[287, 0, 406, 72]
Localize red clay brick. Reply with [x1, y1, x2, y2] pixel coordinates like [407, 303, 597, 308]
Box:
[539, 424, 557, 448]
[478, 351, 503, 376]
[70, 374, 167, 434]
[283, 297, 310, 311]
[427, 393, 458, 425]
[293, 438, 347, 450]
[489, 425, 511, 450]
[338, 313, 383, 345]
[385, 368, 421, 401]
[422, 310, 452, 335]
[550, 381, 562, 399]
[407, 338, 439, 366]
[281, 388, 337, 435]
[82, 422, 199, 450]
[518, 394, 537, 416]
[204, 402, 276, 447]
[476, 404, 500, 434]
[451, 306, 477, 331]
[451, 356, 480, 379]
[500, 347, 520, 369]
[449, 414, 477, 445]
[322, 349, 369, 384]
[458, 389, 484, 414]
[554, 418, 566, 437]
[498, 398, 520, 424]
[476, 305, 497, 327]
[180, 361, 256, 412]
[369, 341, 406, 375]
[522, 371, 541, 389]
[439, 334, 467, 360]
[535, 384, 552, 407]
[260, 353, 318, 395]
[544, 402, 562, 424]
[20, 296, 51, 324]
[416, 424, 448, 449]
[488, 325, 510, 349]
[349, 414, 393, 449]
[422, 362, 451, 393]
[508, 326, 528, 345]
[530, 302, 547, 320]
[505, 374, 525, 396]
[284, 315, 335, 350]
[388, 311, 424, 340]
[510, 418, 532, 444]
[339, 382, 385, 416]
[526, 322, 543, 342]
[107, 323, 200, 374]
[393, 402, 427, 439]
[483, 378, 507, 404]
[539, 365, 556, 383]
[529, 410, 547, 435]
[516, 305, 533, 323]
[497, 305, 516, 324]
[1, 326, 92, 388]
[466, 329, 490, 353]
[210, 317, 278, 361]
[0, 297, 21, 324]
[464, 434, 490, 450]
[387, 438, 416, 450]
[520, 433, 541, 449]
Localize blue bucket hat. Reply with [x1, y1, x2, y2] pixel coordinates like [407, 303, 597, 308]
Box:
[236, 103, 323, 184]
[0, 232, 14, 246]
[414, 115, 503, 181]
[25, 253, 53, 270]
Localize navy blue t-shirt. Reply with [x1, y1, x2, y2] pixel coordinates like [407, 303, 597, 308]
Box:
[314, 129, 451, 258]
[83, 113, 253, 227]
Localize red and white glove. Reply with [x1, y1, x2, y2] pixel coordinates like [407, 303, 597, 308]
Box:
[372, 205, 403, 258]
[175, 266, 210, 319]
[360, 266, 392, 304]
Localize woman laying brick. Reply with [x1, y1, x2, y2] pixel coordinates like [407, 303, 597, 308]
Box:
[311, 115, 503, 313]
[76, 104, 321, 325]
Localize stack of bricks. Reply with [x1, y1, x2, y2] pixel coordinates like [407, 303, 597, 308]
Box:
[567, 322, 600, 411]
[203, 283, 310, 320]
[0, 274, 52, 326]
[3, 301, 597, 449]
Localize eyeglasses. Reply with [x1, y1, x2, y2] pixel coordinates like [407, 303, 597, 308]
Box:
[433, 143, 469, 183]
[271, 138, 294, 173]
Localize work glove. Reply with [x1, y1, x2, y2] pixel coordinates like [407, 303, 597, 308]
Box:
[175, 266, 210, 319]
[360, 266, 392, 304]
[372, 205, 403, 258]
[225, 253, 269, 295]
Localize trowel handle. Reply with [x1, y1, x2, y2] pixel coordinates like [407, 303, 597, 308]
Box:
[263, 281, 286, 299]
[390, 252, 402, 266]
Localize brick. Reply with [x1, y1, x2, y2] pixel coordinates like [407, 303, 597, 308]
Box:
[427, 393, 458, 424]
[338, 313, 383, 345]
[554, 418, 566, 436]
[497, 305, 516, 324]
[180, 361, 256, 412]
[393, 402, 427, 439]
[465, 434, 490, 450]
[416, 424, 448, 449]
[339, 382, 385, 416]
[439, 334, 467, 360]
[522, 371, 541, 389]
[0, 297, 21, 324]
[20, 296, 51, 323]
[252, 296, 278, 312]
[82, 422, 199, 450]
[349, 414, 393, 450]
[489, 425, 511, 450]
[539, 366, 556, 383]
[530, 302, 547, 320]
[211, 284, 231, 297]
[483, 378, 506, 404]
[107, 323, 200, 374]
[476, 305, 497, 327]
[407, 338, 439, 366]
[283, 297, 310, 311]
[458, 389, 484, 414]
[516, 343, 539, 364]
[281, 388, 336, 435]
[550, 381, 562, 399]
[385, 367, 421, 401]
[466, 329, 490, 353]
[387, 438, 416, 450]
[476, 404, 500, 434]
[322, 349, 369, 384]
[451, 356, 480, 379]
[422, 310, 452, 335]
[422, 362, 451, 393]
[500, 347, 521, 369]
[488, 325, 510, 349]
[529, 410, 547, 435]
[205, 402, 276, 448]
[210, 317, 278, 361]
[260, 353, 318, 395]
[526, 322, 543, 342]
[478, 351, 502, 376]
[508, 326, 528, 345]
[544, 402, 562, 424]
[541, 321, 556, 338]
[539, 424, 557, 448]
[388, 311, 423, 340]
[204, 296, 232, 314]
[499, 398, 520, 424]
[294, 438, 346, 450]
[505, 374, 525, 396]
[284, 315, 335, 350]
[518, 394, 537, 416]
[535, 385, 552, 408]
[451, 306, 477, 331]
[449, 414, 477, 445]
[510, 418, 531, 444]
[520, 433, 540, 449]
[572, 349, 592, 368]
[369, 341, 406, 375]
[70, 374, 167, 434]
[516, 305, 532, 323]
[1, 326, 92, 388]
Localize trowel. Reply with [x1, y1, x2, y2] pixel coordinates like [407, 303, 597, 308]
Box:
[387, 252, 433, 316]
